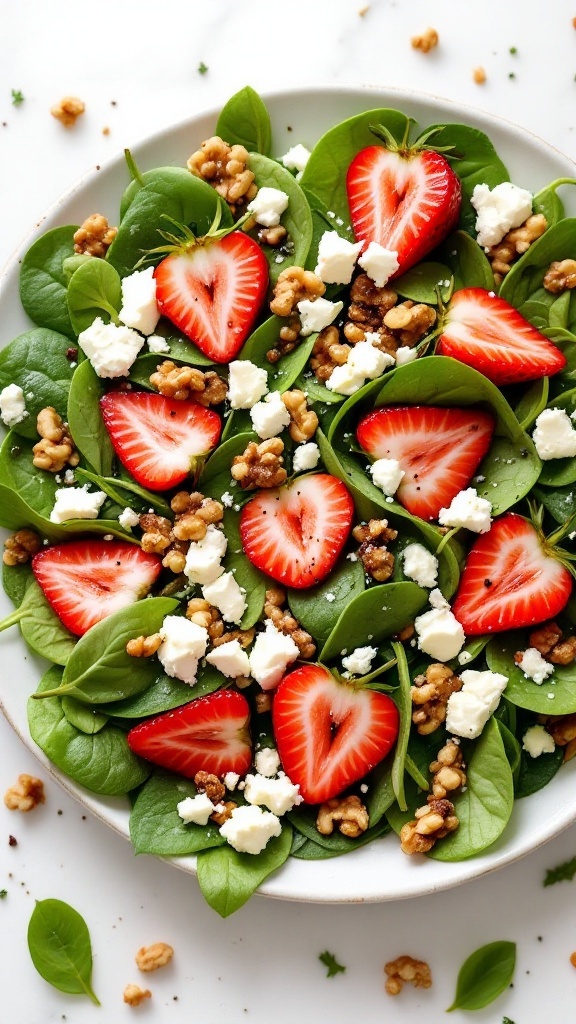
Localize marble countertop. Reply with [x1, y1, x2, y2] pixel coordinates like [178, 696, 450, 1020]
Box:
[2, 1, 576, 1021]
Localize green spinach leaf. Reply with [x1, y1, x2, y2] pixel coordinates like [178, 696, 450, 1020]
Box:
[19, 226, 77, 338]
[447, 940, 516, 1012]
[196, 825, 292, 917]
[0, 328, 76, 440]
[216, 86, 272, 155]
[27, 898, 100, 1004]
[130, 770, 227, 855]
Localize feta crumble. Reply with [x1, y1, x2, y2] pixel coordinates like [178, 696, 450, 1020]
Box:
[247, 186, 289, 227]
[202, 571, 247, 624]
[147, 334, 171, 354]
[218, 804, 282, 854]
[314, 230, 363, 285]
[118, 507, 140, 530]
[357, 241, 399, 287]
[369, 457, 405, 496]
[297, 297, 344, 336]
[438, 488, 493, 534]
[414, 588, 466, 661]
[254, 747, 281, 778]
[522, 724, 556, 758]
[227, 359, 269, 410]
[292, 442, 320, 473]
[50, 484, 106, 524]
[118, 266, 161, 336]
[280, 143, 311, 174]
[205, 639, 250, 678]
[157, 615, 209, 685]
[342, 646, 378, 676]
[532, 408, 576, 460]
[0, 383, 27, 427]
[446, 668, 508, 739]
[177, 792, 215, 825]
[402, 543, 439, 589]
[78, 317, 145, 378]
[517, 647, 555, 685]
[243, 772, 302, 816]
[394, 346, 418, 366]
[248, 619, 299, 690]
[184, 524, 227, 585]
[471, 181, 533, 248]
[250, 390, 291, 439]
[326, 333, 394, 395]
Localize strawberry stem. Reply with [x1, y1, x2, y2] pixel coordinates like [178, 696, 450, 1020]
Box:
[124, 148, 145, 187]
[0, 606, 25, 633]
[435, 525, 461, 557]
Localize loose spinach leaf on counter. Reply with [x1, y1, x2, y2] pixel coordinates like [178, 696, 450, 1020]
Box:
[543, 854, 576, 886]
[27, 898, 100, 1004]
[318, 951, 346, 978]
[447, 940, 516, 1012]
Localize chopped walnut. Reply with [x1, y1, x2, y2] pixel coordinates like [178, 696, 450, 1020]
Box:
[352, 518, 398, 582]
[411, 27, 439, 52]
[429, 739, 467, 799]
[150, 361, 227, 405]
[255, 692, 273, 713]
[123, 984, 152, 1006]
[73, 213, 117, 257]
[384, 955, 432, 996]
[382, 300, 437, 346]
[526, 621, 576, 665]
[570, 951, 576, 969]
[187, 136, 257, 215]
[310, 325, 352, 382]
[543, 714, 576, 762]
[316, 795, 369, 838]
[135, 942, 174, 973]
[411, 662, 462, 735]
[126, 634, 162, 658]
[32, 407, 79, 472]
[50, 95, 85, 127]
[487, 214, 548, 285]
[266, 315, 302, 364]
[194, 771, 225, 803]
[264, 586, 316, 659]
[473, 66, 487, 84]
[549, 637, 576, 665]
[186, 597, 222, 632]
[139, 513, 173, 554]
[210, 800, 237, 825]
[3, 528, 41, 566]
[258, 225, 287, 246]
[343, 273, 398, 347]
[231, 438, 287, 489]
[281, 389, 319, 443]
[543, 258, 576, 294]
[399, 798, 459, 854]
[3, 774, 45, 812]
[212, 626, 255, 650]
[269, 266, 325, 318]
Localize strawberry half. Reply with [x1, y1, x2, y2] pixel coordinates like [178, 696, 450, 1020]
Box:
[452, 513, 573, 635]
[438, 288, 566, 386]
[239, 474, 354, 589]
[100, 391, 221, 492]
[32, 539, 162, 636]
[273, 664, 399, 804]
[346, 130, 461, 275]
[127, 689, 252, 779]
[154, 231, 269, 363]
[356, 405, 494, 521]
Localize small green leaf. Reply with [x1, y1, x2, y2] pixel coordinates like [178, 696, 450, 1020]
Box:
[27, 898, 100, 1004]
[198, 62, 208, 75]
[318, 950, 346, 978]
[0, 889, 7, 898]
[447, 940, 516, 1012]
[543, 854, 576, 886]
[11, 88, 24, 106]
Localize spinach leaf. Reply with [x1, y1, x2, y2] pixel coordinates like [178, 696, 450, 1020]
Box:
[222, 508, 266, 628]
[319, 581, 427, 662]
[236, 315, 316, 392]
[130, 771, 226, 855]
[287, 556, 365, 647]
[27, 898, 100, 1004]
[532, 482, 576, 524]
[0, 328, 77, 440]
[100, 666, 222, 718]
[287, 803, 389, 853]
[200, 431, 255, 501]
[499, 218, 576, 327]
[2, 560, 33, 606]
[514, 376, 549, 430]
[12, 578, 76, 665]
[248, 153, 313, 282]
[67, 257, 122, 334]
[515, 744, 563, 798]
[61, 696, 108, 734]
[543, 854, 576, 886]
[216, 86, 272, 155]
[534, 178, 576, 226]
[19, 226, 77, 338]
[435, 229, 494, 290]
[390, 641, 412, 811]
[196, 825, 292, 917]
[129, 336, 215, 386]
[75, 466, 171, 517]
[365, 755, 396, 826]
[67, 360, 114, 475]
[487, 632, 576, 713]
[425, 122, 509, 234]
[447, 940, 516, 1012]
[393, 262, 453, 305]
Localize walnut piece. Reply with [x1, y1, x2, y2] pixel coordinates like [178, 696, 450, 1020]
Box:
[487, 214, 548, 285]
[316, 795, 369, 838]
[50, 95, 85, 127]
[411, 27, 439, 52]
[383, 300, 437, 346]
[123, 983, 152, 1006]
[473, 66, 487, 84]
[526, 620, 576, 665]
[411, 663, 462, 735]
[187, 136, 257, 215]
[429, 739, 467, 798]
[73, 214, 117, 257]
[310, 325, 352, 382]
[3, 528, 41, 566]
[150, 361, 227, 405]
[135, 942, 174, 973]
[543, 714, 576, 762]
[384, 955, 432, 996]
[281, 389, 319, 443]
[264, 586, 316, 659]
[210, 800, 237, 825]
[266, 315, 302, 364]
[399, 798, 459, 854]
[3, 774, 45, 812]
[344, 273, 398, 347]
[126, 634, 162, 658]
[194, 771, 225, 804]
[270, 266, 325, 318]
[352, 518, 398, 582]
[258, 225, 287, 247]
[543, 258, 576, 294]
[32, 407, 79, 472]
[231, 438, 287, 489]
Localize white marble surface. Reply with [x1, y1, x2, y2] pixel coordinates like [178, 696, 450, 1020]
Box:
[2, 1, 576, 1021]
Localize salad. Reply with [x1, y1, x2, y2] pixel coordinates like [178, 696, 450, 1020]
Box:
[1, 85, 576, 917]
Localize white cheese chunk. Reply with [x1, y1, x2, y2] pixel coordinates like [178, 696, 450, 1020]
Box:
[297, 297, 344, 336]
[157, 615, 209, 685]
[147, 334, 170, 354]
[250, 390, 291, 439]
[177, 792, 215, 825]
[254, 747, 281, 778]
[292, 442, 320, 473]
[522, 724, 556, 758]
[326, 333, 394, 395]
[118, 266, 161, 336]
[471, 181, 533, 248]
[370, 457, 405, 496]
[78, 317, 145, 378]
[314, 230, 363, 285]
[438, 488, 493, 533]
[280, 143, 311, 174]
[118, 507, 140, 530]
[342, 646, 378, 676]
[202, 571, 247, 624]
[50, 484, 106, 523]
[249, 618, 300, 691]
[358, 241, 400, 287]
[446, 668, 508, 739]
[517, 647, 555, 685]
[532, 408, 576, 460]
[243, 772, 302, 816]
[223, 771, 240, 791]
[0, 383, 27, 427]
[394, 346, 418, 366]
[402, 542, 439, 589]
[247, 186, 289, 227]
[218, 804, 282, 854]
[184, 524, 227, 585]
[414, 588, 466, 661]
[205, 639, 251, 678]
[227, 359, 269, 410]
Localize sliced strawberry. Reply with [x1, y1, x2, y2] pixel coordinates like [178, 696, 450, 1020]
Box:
[153, 232, 269, 363]
[127, 690, 252, 779]
[100, 391, 221, 492]
[273, 664, 399, 804]
[438, 288, 566, 386]
[346, 143, 461, 275]
[452, 513, 573, 635]
[32, 539, 162, 637]
[239, 474, 354, 589]
[356, 405, 494, 521]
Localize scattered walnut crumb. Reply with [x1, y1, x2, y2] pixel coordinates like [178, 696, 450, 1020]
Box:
[50, 96, 85, 127]
[570, 951, 576, 968]
[411, 28, 438, 53]
[102, 126, 110, 136]
[123, 983, 152, 1006]
[358, 4, 370, 14]
[135, 942, 174, 973]
[384, 955, 432, 995]
[473, 66, 487, 84]
[4, 774, 45, 812]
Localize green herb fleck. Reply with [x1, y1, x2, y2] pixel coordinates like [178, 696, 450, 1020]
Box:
[509, 46, 517, 55]
[11, 89, 24, 106]
[0, 889, 7, 899]
[198, 62, 208, 75]
[544, 854, 576, 886]
[319, 950, 346, 978]
[503, 1017, 516, 1023]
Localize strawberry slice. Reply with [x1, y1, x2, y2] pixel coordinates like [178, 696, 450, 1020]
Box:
[356, 405, 494, 521]
[127, 689, 252, 779]
[153, 232, 269, 363]
[438, 288, 566, 386]
[100, 391, 221, 492]
[452, 513, 573, 635]
[239, 474, 354, 589]
[273, 664, 399, 804]
[32, 539, 162, 636]
[346, 139, 461, 275]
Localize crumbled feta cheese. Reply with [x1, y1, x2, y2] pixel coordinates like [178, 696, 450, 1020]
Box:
[78, 317, 145, 378]
[414, 588, 466, 661]
[280, 143, 311, 174]
[532, 408, 576, 460]
[249, 618, 299, 690]
[220, 491, 234, 508]
[227, 360, 269, 410]
[522, 724, 556, 758]
[243, 772, 302, 816]
[50, 485, 106, 524]
[147, 334, 170, 354]
[446, 668, 508, 739]
[63, 469, 76, 485]
[202, 571, 247, 624]
[205, 638, 250, 678]
[157, 615, 209, 685]
[370, 457, 405, 496]
[402, 542, 439, 589]
[297, 297, 344, 336]
[254, 747, 281, 778]
[118, 266, 161, 336]
[292, 442, 320, 473]
[0, 383, 27, 427]
[357, 241, 399, 287]
[314, 230, 363, 285]
[342, 645, 378, 676]
[326, 333, 394, 395]
[223, 772, 240, 791]
[471, 181, 533, 248]
[438, 488, 493, 534]
[177, 792, 215, 825]
[394, 346, 418, 366]
[247, 186, 289, 227]
[219, 804, 282, 854]
[250, 390, 291, 439]
[118, 506, 140, 530]
[517, 647, 555, 685]
[184, 524, 227, 585]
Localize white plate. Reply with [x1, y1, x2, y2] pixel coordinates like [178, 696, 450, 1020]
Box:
[1, 84, 575, 905]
